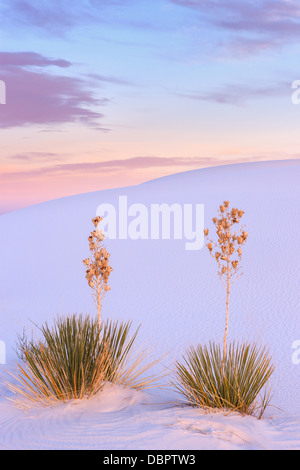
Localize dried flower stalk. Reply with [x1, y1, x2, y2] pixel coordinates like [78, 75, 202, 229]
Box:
[83, 216, 113, 341]
[204, 201, 248, 372]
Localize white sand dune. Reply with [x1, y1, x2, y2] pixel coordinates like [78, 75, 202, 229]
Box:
[0, 159, 300, 450]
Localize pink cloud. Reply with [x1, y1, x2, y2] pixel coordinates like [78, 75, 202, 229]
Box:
[0, 52, 107, 129]
[1, 154, 293, 215]
[1, 155, 271, 180]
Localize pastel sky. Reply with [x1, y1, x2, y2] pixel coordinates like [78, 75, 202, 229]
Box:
[1, 0, 300, 214]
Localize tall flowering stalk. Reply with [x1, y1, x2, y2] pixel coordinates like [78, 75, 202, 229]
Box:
[204, 201, 248, 371]
[83, 216, 113, 341]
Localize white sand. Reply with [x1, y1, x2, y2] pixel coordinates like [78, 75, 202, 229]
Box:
[0, 159, 299, 450]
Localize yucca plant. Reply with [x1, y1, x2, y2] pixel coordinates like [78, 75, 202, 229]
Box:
[83, 216, 113, 343]
[173, 201, 275, 417]
[204, 201, 248, 369]
[174, 342, 274, 418]
[7, 314, 160, 408]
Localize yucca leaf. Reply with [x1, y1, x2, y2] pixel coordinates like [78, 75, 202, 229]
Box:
[173, 341, 274, 417]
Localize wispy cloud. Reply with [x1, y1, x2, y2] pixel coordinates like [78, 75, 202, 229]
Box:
[0, 51, 108, 129]
[1, 156, 199, 178]
[3, 1, 300, 59]
[9, 152, 62, 162]
[1, 0, 86, 35]
[0, 154, 276, 180]
[1, 0, 148, 36]
[174, 81, 289, 106]
[169, 0, 300, 55]
[0, 51, 72, 68]
[87, 73, 134, 86]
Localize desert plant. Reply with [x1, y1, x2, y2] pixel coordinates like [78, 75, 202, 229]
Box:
[172, 201, 274, 417]
[174, 341, 274, 418]
[204, 201, 248, 369]
[83, 216, 113, 341]
[7, 314, 160, 408]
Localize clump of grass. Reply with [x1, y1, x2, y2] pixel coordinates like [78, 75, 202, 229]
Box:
[7, 314, 160, 408]
[173, 341, 274, 418]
